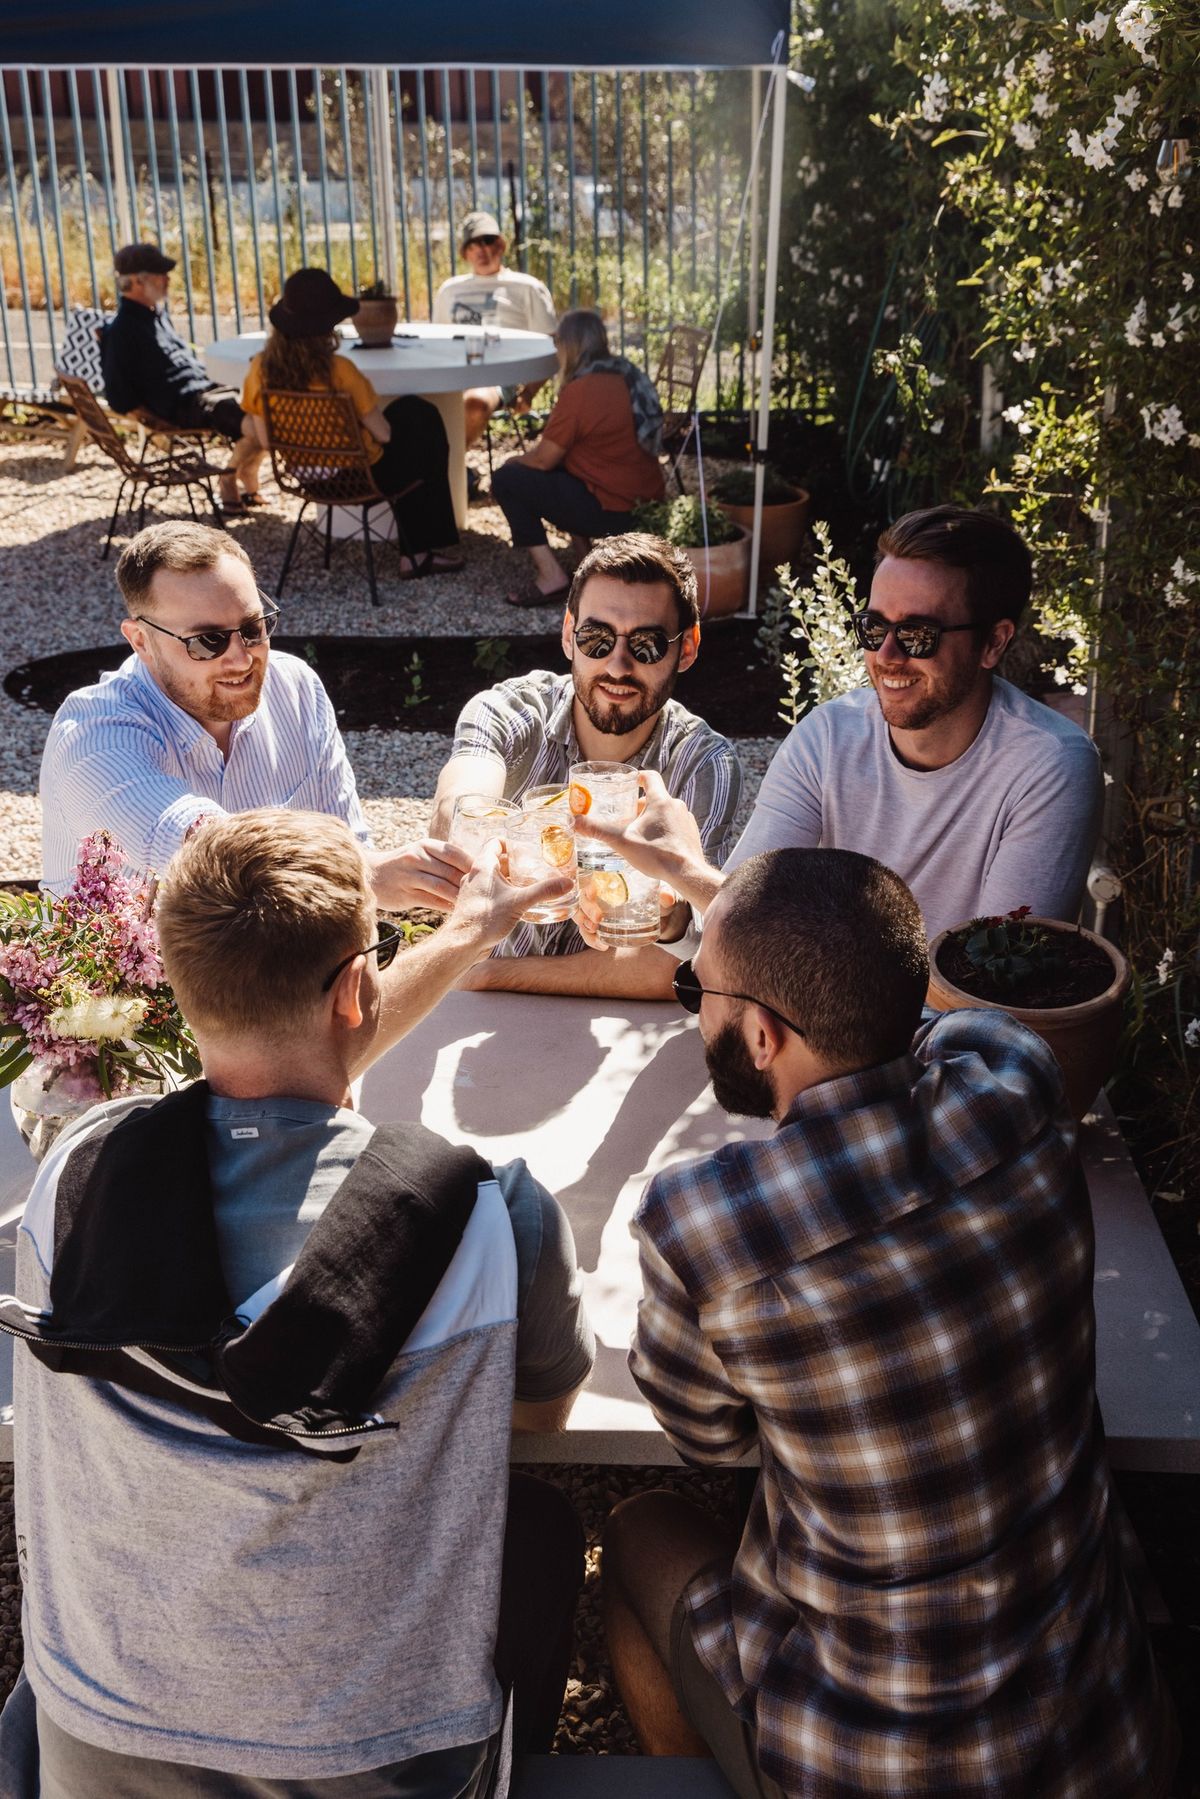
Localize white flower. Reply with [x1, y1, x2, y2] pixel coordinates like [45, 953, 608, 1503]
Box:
[1168, 186, 1185, 209]
[1031, 49, 1054, 80]
[1053, 666, 1070, 686]
[928, 372, 946, 386]
[1156, 948, 1176, 985]
[1115, 0, 1160, 61]
[1013, 120, 1040, 151]
[1171, 557, 1197, 583]
[1083, 135, 1115, 171]
[929, 418, 945, 434]
[921, 72, 951, 123]
[1031, 91, 1055, 118]
[49, 994, 149, 1043]
[942, 0, 977, 13]
[1125, 168, 1149, 190]
[1103, 772, 1114, 786]
[1186, 1018, 1200, 1049]
[1149, 189, 1166, 216]
[1080, 9, 1111, 36]
[1013, 341, 1035, 362]
[1113, 85, 1140, 118]
[1164, 582, 1191, 607]
[1141, 402, 1187, 444]
[1067, 129, 1087, 159]
[1002, 403, 1025, 423]
[1150, 330, 1166, 347]
[1124, 298, 1147, 344]
[1191, 434, 1200, 448]
[1183, 272, 1195, 291]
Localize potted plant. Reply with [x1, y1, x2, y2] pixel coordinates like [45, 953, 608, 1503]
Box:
[356, 279, 399, 348]
[631, 495, 750, 618]
[709, 464, 812, 582]
[926, 906, 1130, 1121]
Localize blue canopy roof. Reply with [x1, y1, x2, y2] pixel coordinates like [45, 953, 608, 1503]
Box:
[2, 0, 790, 69]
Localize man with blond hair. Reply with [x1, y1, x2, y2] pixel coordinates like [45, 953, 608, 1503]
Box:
[40, 520, 468, 909]
[0, 807, 591, 1796]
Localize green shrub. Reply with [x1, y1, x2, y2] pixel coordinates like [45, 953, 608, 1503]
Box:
[709, 466, 801, 508]
[631, 495, 740, 549]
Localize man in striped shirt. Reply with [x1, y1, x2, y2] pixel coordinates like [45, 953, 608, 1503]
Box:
[430, 534, 743, 998]
[40, 522, 468, 912]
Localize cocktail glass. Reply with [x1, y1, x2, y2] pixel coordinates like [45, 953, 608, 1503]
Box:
[569, 760, 659, 946]
[507, 790, 578, 921]
[450, 793, 519, 859]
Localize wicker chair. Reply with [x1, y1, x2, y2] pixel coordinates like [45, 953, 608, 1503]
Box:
[57, 373, 227, 559]
[261, 389, 421, 607]
[654, 324, 712, 490]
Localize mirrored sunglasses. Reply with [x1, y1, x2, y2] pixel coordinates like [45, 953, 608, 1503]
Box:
[851, 611, 977, 660]
[573, 622, 686, 666]
[136, 593, 281, 662]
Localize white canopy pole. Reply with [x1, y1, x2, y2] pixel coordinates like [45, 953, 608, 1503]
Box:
[747, 67, 762, 426]
[368, 68, 400, 297]
[746, 65, 786, 618]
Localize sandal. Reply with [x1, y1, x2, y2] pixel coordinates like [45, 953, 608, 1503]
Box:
[397, 550, 466, 579]
[504, 582, 571, 609]
[238, 491, 271, 510]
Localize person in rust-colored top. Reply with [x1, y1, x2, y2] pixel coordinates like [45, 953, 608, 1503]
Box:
[492, 309, 665, 607]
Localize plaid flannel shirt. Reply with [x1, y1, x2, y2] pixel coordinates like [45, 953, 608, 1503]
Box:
[448, 669, 742, 959]
[631, 1009, 1171, 1798]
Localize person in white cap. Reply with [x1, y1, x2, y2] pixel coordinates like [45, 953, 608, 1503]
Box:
[433, 211, 557, 452]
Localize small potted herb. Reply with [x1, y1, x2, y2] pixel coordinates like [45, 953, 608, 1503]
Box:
[709, 463, 812, 582]
[356, 279, 399, 347]
[927, 905, 1130, 1119]
[631, 495, 750, 618]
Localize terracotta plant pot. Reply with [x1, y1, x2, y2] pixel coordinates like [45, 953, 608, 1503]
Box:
[926, 917, 1130, 1122]
[355, 297, 398, 347]
[683, 526, 751, 619]
[719, 485, 812, 581]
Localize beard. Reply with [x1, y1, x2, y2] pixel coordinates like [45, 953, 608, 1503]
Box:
[704, 1021, 777, 1119]
[153, 653, 266, 725]
[869, 658, 980, 733]
[573, 660, 677, 737]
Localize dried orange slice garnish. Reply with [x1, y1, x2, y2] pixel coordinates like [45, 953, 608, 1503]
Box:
[568, 782, 592, 816]
[590, 870, 629, 908]
[541, 825, 575, 868]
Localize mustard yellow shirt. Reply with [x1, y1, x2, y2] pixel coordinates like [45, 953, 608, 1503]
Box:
[241, 351, 384, 464]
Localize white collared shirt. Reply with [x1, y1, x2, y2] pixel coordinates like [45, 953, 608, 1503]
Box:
[40, 651, 368, 891]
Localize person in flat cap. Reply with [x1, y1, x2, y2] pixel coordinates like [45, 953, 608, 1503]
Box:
[101, 243, 265, 513]
[240, 268, 462, 575]
[433, 210, 557, 461]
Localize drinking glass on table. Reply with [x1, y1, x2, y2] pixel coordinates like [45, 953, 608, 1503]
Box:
[569, 760, 660, 947]
[450, 793, 519, 859]
[506, 788, 578, 922]
[464, 328, 485, 365]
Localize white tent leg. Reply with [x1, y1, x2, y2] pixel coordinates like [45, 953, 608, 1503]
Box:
[747, 65, 787, 618]
[368, 69, 400, 299]
[747, 68, 762, 426]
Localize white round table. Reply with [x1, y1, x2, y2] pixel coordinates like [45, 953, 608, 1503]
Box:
[204, 323, 558, 530]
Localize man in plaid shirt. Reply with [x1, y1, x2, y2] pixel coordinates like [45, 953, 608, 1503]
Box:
[601, 846, 1174, 1797]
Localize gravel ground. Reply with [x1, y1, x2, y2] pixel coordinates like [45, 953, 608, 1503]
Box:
[0, 433, 787, 1755]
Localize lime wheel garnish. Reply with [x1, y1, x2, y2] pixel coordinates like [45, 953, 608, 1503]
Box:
[590, 870, 629, 908]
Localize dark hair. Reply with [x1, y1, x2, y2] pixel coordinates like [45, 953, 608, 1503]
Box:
[716, 849, 929, 1068]
[567, 532, 700, 632]
[260, 325, 339, 393]
[875, 504, 1033, 631]
[115, 520, 253, 615]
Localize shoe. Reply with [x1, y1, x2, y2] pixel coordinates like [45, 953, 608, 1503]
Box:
[397, 550, 467, 579]
[504, 582, 571, 609]
[238, 491, 271, 510]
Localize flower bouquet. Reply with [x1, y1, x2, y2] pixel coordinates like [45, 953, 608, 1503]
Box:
[0, 833, 201, 1158]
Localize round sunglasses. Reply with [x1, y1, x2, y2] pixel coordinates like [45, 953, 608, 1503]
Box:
[136, 593, 281, 662]
[320, 923, 403, 994]
[572, 622, 687, 666]
[851, 611, 978, 660]
[672, 958, 806, 1038]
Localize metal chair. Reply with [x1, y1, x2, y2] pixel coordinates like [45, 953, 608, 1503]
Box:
[261, 389, 421, 607]
[654, 324, 712, 490]
[57, 373, 227, 559]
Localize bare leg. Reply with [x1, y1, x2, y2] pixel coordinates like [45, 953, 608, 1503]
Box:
[528, 543, 569, 594]
[230, 415, 265, 496]
[462, 386, 500, 448]
[603, 1490, 735, 1757]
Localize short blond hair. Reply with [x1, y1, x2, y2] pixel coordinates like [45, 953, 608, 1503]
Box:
[156, 809, 373, 1038]
[115, 520, 254, 616]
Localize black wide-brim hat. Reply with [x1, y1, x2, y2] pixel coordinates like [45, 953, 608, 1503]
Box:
[269, 268, 360, 339]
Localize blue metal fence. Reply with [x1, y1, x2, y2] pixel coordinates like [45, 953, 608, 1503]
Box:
[0, 65, 764, 412]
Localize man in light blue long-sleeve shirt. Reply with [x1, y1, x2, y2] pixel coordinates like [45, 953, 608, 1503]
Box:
[39, 522, 467, 909]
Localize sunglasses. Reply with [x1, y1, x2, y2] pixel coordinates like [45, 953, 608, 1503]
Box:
[851, 611, 978, 659]
[468, 234, 501, 248]
[673, 959, 806, 1038]
[136, 593, 281, 662]
[320, 923, 403, 994]
[573, 622, 687, 666]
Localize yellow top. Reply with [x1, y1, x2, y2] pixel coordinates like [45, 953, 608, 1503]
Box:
[241, 351, 384, 464]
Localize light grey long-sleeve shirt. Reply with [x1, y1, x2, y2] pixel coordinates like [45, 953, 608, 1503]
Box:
[727, 677, 1103, 937]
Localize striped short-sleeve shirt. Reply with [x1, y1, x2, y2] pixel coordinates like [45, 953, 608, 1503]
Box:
[40, 652, 369, 892]
[448, 668, 743, 958]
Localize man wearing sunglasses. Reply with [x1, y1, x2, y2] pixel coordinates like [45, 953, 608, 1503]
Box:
[430, 533, 742, 996]
[432, 210, 557, 453]
[40, 521, 470, 913]
[722, 503, 1104, 936]
[601, 847, 1173, 1798]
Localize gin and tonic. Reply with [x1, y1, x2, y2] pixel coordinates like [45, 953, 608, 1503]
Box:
[569, 760, 660, 947]
[507, 786, 579, 922]
[449, 793, 519, 859]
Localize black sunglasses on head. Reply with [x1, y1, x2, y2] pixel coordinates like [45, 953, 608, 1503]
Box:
[573, 622, 687, 666]
[851, 610, 977, 660]
[136, 592, 281, 662]
[673, 959, 806, 1038]
[321, 923, 403, 994]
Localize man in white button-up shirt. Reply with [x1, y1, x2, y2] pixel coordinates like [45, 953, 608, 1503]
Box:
[39, 522, 467, 908]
